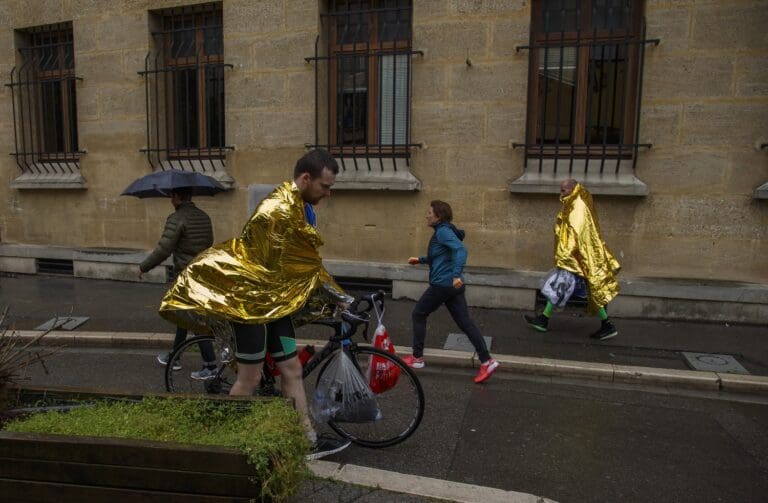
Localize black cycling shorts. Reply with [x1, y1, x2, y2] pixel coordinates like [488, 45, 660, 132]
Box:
[233, 316, 297, 364]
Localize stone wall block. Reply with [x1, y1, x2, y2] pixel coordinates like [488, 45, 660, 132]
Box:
[99, 84, 145, 119]
[682, 103, 768, 146]
[450, 61, 527, 103]
[285, 70, 315, 109]
[229, 110, 312, 149]
[735, 56, 768, 97]
[78, 52, 128, 85]
[286, 0, 319, 31]
[227, 72, 285, 110]
[414, 0, 450, 19]
[724, 149, 768, 196]
[451, 0, 525, 16]
[415, 22, 488, 62]
[225, 0, 284, 35]
[692, 4, 768, 51]
[253, 32, 315, 71]
[639, 149, 727, 196]
[412, 64, 449, 102]
[491, 16, 530, 59]
[445, 147, 514, 187]
[645, 6, 690, 53]
[644, 56, 733, 99]
[637, 104, 681, 149]
[412, 104, 484, 146]
[487, 105, 525, 147]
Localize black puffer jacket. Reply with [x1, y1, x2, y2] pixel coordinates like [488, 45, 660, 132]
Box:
[140, 202, 213, 273]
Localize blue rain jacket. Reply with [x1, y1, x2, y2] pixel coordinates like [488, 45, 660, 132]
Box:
[418, 222, 467, 287]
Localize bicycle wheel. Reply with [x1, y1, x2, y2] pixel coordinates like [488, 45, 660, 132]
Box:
[165, 335, 237, 395]
[315, 346, 424, 448]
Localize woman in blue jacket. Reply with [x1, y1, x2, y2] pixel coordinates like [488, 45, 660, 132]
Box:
[403, 200, 500, 383]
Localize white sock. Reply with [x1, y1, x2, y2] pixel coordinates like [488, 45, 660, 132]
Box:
[307, 430, 318, 444]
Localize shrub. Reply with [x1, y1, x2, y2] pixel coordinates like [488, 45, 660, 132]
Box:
[5, 396, 310, 501]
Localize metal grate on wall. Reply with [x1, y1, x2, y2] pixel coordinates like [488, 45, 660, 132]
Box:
[36, 258, 74, 275]
[6, 22, 85, 176]
[305, 0, 422, 173]
[139, 2, 233, 173]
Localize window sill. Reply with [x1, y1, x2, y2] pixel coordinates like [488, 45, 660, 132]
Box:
[509, 159, 648, 196]
[755, 182, 768, 199]
[11, 171, 87, 190]
[332, 157, 421, 191]
[159, 158, 235, 190]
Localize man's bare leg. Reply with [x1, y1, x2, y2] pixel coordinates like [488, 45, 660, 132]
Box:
[229, 361, 264, 396]
[275, 356, 313, 436]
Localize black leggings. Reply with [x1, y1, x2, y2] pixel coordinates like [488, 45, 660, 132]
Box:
[411, 285, 490, 363]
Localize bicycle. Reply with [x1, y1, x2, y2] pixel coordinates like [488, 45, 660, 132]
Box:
[164, 291, 425, 448]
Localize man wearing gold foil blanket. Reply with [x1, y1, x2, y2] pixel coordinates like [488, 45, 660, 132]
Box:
[159, 149, 353, 459]
[524, 179, 621, 341]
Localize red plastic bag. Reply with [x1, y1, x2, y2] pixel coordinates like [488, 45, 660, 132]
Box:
[368, 323, 401, 394]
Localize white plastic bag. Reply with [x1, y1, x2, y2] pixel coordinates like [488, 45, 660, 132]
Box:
[540, 268, 578, 308]
[311, 350, 382, 423]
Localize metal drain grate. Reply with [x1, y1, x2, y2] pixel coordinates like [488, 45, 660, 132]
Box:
[36, 258, 74, 275]
[444, 333, 493, 353]
[682, 352, 749, 375]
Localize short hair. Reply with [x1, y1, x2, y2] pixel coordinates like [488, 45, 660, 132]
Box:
[430, 200, 453, 223]
[171, 187, 193, 201]
[294, 149, 339, 179]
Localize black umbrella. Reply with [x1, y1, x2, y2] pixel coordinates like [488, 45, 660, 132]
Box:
[121, 169, 226, 198]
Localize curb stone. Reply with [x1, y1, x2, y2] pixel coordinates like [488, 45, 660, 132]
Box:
[309, 460, 557, 503]
[14, 330, 768, 396]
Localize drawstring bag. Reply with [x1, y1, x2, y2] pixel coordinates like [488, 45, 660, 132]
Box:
[311, 350, 381, 423]
[367, 301, 401, 393]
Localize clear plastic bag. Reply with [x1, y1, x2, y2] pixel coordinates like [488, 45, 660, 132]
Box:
[311, 350, 382, 423]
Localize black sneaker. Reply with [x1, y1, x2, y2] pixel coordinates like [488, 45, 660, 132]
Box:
[523, 313, 549, 332]
[590, 320, 618, 341]
[306, 434, 352, 461]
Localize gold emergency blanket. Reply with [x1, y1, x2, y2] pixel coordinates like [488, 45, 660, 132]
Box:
[159, 181, 342, 333]
[554, 183, 620, 313]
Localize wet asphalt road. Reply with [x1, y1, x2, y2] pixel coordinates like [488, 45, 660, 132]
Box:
[17, 346, 768, 503]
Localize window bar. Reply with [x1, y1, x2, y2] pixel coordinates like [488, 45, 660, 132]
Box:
[615, 1, 631, 174]
[11, 62, 28, 172]
[584, 25, 596, 174]
[325, 13, 332, 167]
[27, 54, 43, 174]
[142, 53, 154, 170]
[405, 51, 412, 169]
[632, 18, 648, 173]
[66, 75, 76, 173]
[153, 49, 163, 170]
[597, 34, 609, 173]
[538, 10, 551, 175]
[162, 41, 172, 171]
[391, 5, 399, 172]
[350, 6, 359, 170]
[195, 15, 204, 172]
[313, 35, 319, 148]
[8, 67, 21, 171]
[184, 17, 194, 170]
[551, 1, 569, 175]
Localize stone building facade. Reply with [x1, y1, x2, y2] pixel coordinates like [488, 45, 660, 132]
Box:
[0, 1, 766, 321]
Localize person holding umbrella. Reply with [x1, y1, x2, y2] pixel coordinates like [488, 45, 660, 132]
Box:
[123, 171, 221, 378]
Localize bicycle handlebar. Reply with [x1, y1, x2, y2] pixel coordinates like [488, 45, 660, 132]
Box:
[316, 290, 385, 341]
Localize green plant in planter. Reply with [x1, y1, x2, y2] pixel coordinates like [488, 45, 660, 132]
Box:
[5, 396, 311, 501]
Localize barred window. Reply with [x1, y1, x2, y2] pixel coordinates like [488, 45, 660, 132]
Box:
[515, 0, 657, 180]
[141, 2, 232, 172]
[307, 0, 422, 180]
[6, 22, 84, 184]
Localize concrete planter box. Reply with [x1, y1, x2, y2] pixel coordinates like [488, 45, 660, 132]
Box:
[0, 386, 280, 502]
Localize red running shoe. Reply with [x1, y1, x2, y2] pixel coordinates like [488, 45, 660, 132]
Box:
[402, 355, 425, 369]
[474, 359, 499, 383]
